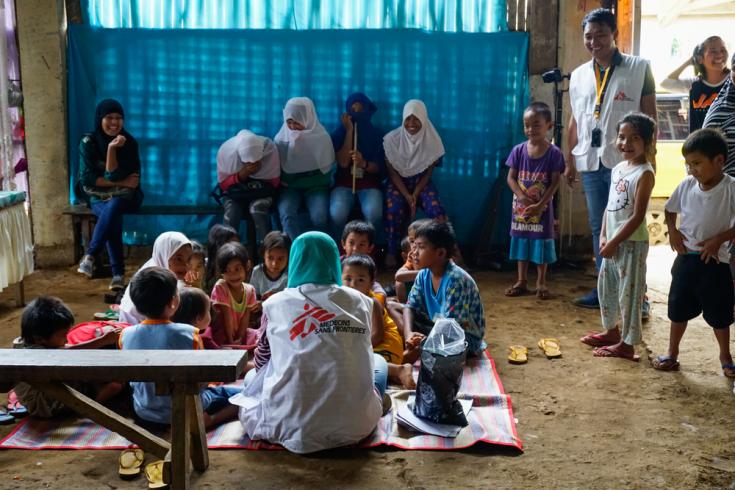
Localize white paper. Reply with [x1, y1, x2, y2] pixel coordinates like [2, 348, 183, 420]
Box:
[395, 396, 473, 438]
[228, 392, 259, 410]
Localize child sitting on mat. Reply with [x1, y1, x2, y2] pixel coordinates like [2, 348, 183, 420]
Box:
[12, 296, 123, 418]
[342, 254, 416, 388]
[120, 267, 238, 429]
[652, 129, 735, 376]
[394, 218, 431, 303]
[403, 220, 486, 355]
[250, 231, 290, 302]
[209, 242, 259, 347]
[341, 220, 387, 300]
[185, 240, 206, 289]
[204, 224, 239, 292]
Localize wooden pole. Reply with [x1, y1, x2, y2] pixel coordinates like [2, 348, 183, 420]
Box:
[352, 122, 358, 194]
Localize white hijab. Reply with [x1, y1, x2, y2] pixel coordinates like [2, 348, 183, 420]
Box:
[118, 232, 191, 325]
[383, 99, 445, 178]
[274, 97, 335, 174]
[216, 130, 281, 183]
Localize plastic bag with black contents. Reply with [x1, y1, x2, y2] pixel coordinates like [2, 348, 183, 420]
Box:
[412, 318, 468, 426]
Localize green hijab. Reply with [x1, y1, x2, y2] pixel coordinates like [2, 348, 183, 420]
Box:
[287, 231, 342, 288]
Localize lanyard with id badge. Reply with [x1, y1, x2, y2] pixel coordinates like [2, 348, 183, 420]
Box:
[591, 62, 615, 148]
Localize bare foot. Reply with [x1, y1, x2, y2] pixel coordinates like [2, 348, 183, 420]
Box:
[398, 363, 416, 389]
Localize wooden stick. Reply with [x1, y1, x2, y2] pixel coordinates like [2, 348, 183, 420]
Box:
[352, 122, 358, 194]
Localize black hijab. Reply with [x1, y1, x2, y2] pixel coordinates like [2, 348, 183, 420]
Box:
[92, 99, 140, 173]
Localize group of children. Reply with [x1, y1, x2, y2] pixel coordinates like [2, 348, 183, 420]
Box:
[505, 100, 735, 375]
[11, 215, 486, 428]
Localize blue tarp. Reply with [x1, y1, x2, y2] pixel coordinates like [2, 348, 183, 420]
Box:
[67, 25, 528, 245]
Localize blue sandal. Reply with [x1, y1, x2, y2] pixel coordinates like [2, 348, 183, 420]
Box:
[652, 355, 679, 372]
[0, 407, 15, 425]
[722, 363, 735, 378]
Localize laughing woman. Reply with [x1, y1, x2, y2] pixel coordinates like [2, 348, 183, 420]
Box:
[76, 99, 143, 290]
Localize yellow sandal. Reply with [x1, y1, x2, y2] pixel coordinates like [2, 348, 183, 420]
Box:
[508, 345, 528, 364]
[538, 338, 562, 359]
[118, 448, 144, 480]
[144, 460, 168, 489]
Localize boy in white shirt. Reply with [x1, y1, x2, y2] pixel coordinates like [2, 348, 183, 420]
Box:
[653, 129, 735, 377]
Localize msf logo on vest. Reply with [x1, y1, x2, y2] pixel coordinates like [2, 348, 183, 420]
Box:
[289, 304, 336, 341]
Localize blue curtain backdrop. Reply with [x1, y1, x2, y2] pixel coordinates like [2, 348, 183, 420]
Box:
[82, 0, 508, 32]
[67, 25, 528, 245]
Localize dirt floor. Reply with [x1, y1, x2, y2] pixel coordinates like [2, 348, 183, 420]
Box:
[1, 245, 734, 489]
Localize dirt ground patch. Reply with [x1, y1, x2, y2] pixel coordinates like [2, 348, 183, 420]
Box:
[1, 246, 734, 489]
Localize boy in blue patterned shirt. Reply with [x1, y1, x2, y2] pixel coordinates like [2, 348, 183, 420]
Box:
[403, 221, 486, 354]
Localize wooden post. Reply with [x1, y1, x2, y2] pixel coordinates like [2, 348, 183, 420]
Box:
[166, 383, 192, 489]
[188, 394, 209, 472]
[351, 122, 358, 194]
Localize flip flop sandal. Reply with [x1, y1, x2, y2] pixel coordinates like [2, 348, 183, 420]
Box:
[652, 355, 680, 372]
[94, 310, 120, 321]
[0, 408, 15, 425]
[508, 345, 528, 364]
[504, 284, 529, 297]
[722, 363, 735, 379]
[144, 460, 168, 489]
[538, 338, 562, 359]
[6, 399, 28, 418]
[580, 332, 619, 348]
[118, 448, 145, 480]
[593, 345, 640, 362]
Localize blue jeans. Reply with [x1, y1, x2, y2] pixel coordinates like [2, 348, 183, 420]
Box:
[87, 197, 140, 276]
[277, 187, 329, 239]
[243, 352, 388, 398]
[329, 186, 383, 240]
[200, 385, 240, 415]
[581, 165, 612, 272]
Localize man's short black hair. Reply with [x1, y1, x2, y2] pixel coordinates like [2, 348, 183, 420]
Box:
[582, 8, 616, 32]
[21, 296, 75, 343]
[682, 128, 728, 161]
[171, 287, 210, 325]
[341, 220, 375, 245]
[415, 220, 456, 259]
[216, 242, 250, 276]
[130, 266, 178, 319]
[341, 254, 376, 280]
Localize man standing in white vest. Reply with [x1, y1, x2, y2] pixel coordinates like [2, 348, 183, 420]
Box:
[564, 8, 657, 309]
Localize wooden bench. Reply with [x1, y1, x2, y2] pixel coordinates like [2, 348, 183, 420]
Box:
[0, 349, 247, 489]
[62, 204, 224, 263]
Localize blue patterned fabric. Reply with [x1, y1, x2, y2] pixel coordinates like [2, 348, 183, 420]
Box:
[82, 0, 508, 32]
[67, 25, 528, 245]
[0, 191, 26, 210]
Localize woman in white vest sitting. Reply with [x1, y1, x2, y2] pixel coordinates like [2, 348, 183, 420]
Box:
[232, 231, 388, 453]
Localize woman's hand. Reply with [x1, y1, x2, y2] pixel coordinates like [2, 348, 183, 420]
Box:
[120, 173, 140, 188]
[406, 193, 417, 218]
[340, 113, 353, 132]
[350, 150, 366, 168]
[108, 135, 126, 148]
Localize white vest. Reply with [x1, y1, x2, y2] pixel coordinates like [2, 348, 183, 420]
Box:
[236, 284, 382, 454]
[569, 54, 649, 171]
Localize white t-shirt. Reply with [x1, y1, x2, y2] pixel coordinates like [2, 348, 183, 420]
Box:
[665, 174, 735, 263]
[605, 161, 654, 241]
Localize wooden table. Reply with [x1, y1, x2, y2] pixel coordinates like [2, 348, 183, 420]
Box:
[0, 349, 247, 489]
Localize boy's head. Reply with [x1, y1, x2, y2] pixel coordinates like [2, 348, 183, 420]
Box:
[414, 220, 456, 270]
[341, 220, 375, 256]
[682, 128, 727, 186]
[130, 266, 179, 320]
[171, 287, 211, 329]
[341, 254, 376, 296]
[407, 218, 431, 241]
[523, 102, 553, 143]
[21, 296, 75, 348]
